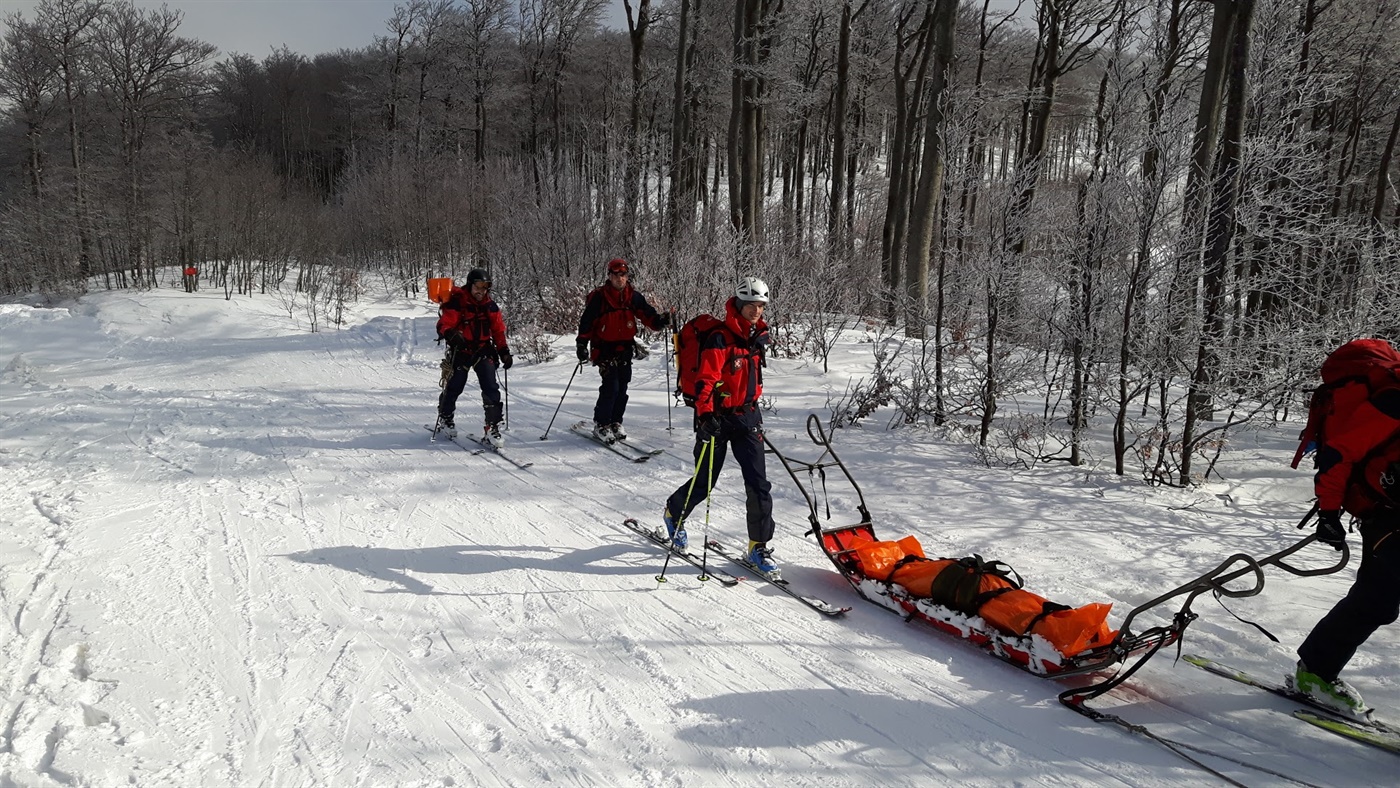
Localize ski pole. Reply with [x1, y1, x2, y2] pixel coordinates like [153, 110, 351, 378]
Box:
[503, 365, 509, 429]
[665, 308, 676, 431]
[697, 435, 717, 579]
[657, 435, 714, 584]
[540, 361, 584, 440]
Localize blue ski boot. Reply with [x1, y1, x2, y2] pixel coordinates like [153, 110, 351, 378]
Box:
[747, 541, 780, 579]
[663, 508, 687, 550]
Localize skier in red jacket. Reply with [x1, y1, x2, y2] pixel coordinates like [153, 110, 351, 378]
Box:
[663, 277, 777, 577]
[435, 268, 512, 447]
[576, 258, 669, 444]
[1292, 338, 1400, 717]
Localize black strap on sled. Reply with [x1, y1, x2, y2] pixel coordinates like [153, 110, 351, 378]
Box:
[1211, 587, 1280, 643]
[1025, 601, 1072, 633]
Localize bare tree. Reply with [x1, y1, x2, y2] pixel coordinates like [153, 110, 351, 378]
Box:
[36, 0, 105, 281]
[900, 0, 956, 337]
[91, 1, 215, 285]
[456, 0, 512, 165]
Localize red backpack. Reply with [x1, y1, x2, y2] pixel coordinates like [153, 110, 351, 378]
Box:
[1294, 339, 1400, 511]
[673, 314, 724, 407]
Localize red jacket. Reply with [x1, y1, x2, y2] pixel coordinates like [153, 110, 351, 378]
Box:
[1314, 379, 1400, 515]
[694, 297, 769, 417]
[576, 283, 665, 361]
[436, 287, 508, 354]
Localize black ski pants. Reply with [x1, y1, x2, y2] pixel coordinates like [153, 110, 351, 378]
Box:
[439, 351, 502, 426]
[592, 357, 632, 427]
[1298, 512, 1400, 681]
[665, 407, 774, 545]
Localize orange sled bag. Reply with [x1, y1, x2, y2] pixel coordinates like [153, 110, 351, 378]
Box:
[852, 536, 1116, 658]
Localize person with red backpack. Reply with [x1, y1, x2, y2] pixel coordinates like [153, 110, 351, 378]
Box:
[576, 258, 669, 443]
[1290, 337, 1400, 717]
[435, 268, 513, 447]
[663, 277, 779, 577]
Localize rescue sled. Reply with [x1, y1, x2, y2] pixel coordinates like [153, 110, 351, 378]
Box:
[765, 414, 1351, 688]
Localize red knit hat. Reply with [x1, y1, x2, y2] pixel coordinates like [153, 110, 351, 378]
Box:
[607, 258, 629, 275]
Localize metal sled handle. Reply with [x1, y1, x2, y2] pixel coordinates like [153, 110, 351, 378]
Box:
[1116, 506, 1348, 639]
[804, 414, 870, 515]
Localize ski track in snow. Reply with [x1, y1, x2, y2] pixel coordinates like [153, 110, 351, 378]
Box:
[0, 291, 1395, 786]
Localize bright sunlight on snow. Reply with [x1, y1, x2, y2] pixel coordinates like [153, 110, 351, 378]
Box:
[1, 286, 1395, 786]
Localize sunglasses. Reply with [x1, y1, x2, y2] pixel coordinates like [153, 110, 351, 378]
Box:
[609, 270, 629, 278]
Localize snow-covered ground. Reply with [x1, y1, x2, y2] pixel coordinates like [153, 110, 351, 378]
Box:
[0, 284, 1394, 787]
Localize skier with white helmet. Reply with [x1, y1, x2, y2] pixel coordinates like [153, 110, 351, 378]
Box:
[663, 276, 779, 576]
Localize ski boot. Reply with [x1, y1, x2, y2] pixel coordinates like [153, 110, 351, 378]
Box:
[747, 541, 781, 580]
[663, 508, 687, 550]
[435, 414, 456, 439]
[611, 423, 627, 441]
[485, 422, 504, 449]
[1287, 661, 1371, 720]
[592, 422, 616, 444]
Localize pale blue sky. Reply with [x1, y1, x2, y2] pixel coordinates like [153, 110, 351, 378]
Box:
[0, 0, 633, 58]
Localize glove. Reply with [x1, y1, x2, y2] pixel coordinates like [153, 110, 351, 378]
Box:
[500, 348, 513, 370]
[576, 340, 589, 363]
[696, 413, 721, 441]
[658, 313, 672, 330]
[444, 329, 466, 349]
[1315, 510, 1346, 551]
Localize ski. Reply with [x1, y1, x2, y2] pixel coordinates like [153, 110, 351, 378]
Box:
[704, 538, 851, 617]
[1293, 710, 1400, 755]
[615, 436, 665, 457]
[468, 435, 534, 469]
[425, 424, 470, 447]
[621, 518, 739, 585]
[570, 421, 652, 462]
[1184, 654, 1400, 746]
[425, 425, 533, 468]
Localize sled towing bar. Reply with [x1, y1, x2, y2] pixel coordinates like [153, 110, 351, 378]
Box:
[1065, 502, 1348, 705]
[763, 414, 871, 535]
[1058, 504, 1349, 786]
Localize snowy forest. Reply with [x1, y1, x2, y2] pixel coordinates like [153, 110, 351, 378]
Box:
[1, 0, 1398, 486]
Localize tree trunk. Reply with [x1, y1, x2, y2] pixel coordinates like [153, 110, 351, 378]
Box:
[1168, 0, 1236, 344]
[1183, 0, 1253, 483]
[665, 0, 693, 242]
[901, 0, 956, 338]
[624, 0, 651, 245]
[829, 0, 854, 250]
[879, 4, 934, 305]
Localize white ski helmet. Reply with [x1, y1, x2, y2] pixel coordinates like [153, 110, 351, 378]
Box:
[735, 276, 770, 304]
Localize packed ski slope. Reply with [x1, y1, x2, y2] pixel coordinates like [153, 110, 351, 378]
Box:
[0, 284, 1395, 787]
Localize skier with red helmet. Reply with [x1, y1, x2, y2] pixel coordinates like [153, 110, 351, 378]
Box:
[576, 258, 669, 444]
